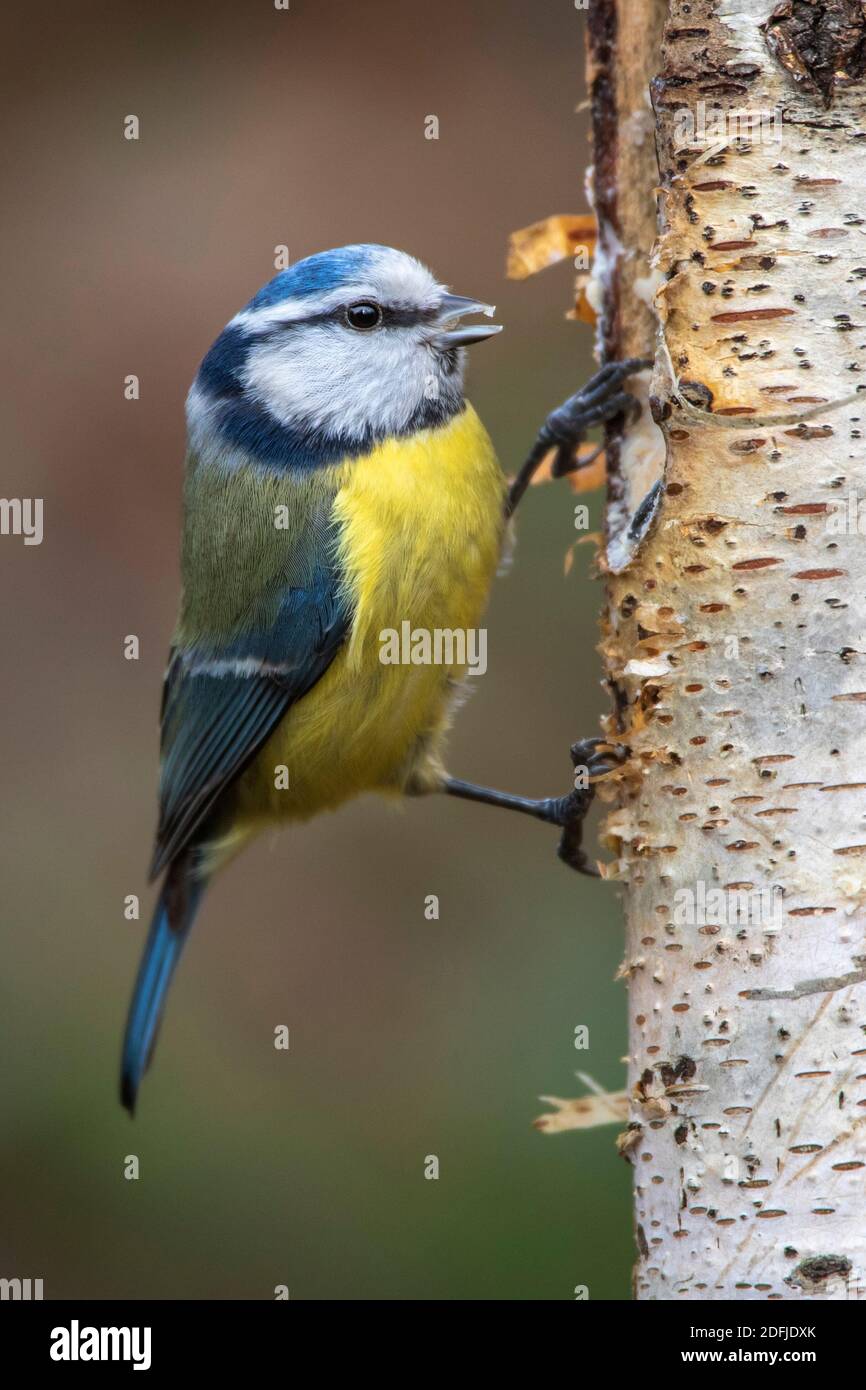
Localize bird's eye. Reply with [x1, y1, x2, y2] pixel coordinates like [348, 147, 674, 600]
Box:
[345, 301, 383, 331]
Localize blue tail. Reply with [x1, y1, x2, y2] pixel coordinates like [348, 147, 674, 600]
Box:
[120, 854, 206, 1114]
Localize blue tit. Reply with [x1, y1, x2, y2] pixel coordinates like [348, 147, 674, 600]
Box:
[120, 242, 644, 1111]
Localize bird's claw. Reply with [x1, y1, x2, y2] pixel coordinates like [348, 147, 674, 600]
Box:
[542, 358, 652, 472]
[571, 736, 628, 780]
[553, 739, 628, 875]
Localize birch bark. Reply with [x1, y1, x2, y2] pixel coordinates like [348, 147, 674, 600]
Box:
[589, 0, 866, 1299]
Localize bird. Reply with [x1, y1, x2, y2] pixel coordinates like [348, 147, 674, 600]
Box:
[120, 242, 646, 1113]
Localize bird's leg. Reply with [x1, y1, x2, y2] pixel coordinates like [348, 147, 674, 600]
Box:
[505, 357, 652, 518]
[442, 739, 626, 876]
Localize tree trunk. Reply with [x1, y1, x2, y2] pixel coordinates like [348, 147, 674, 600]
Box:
[589, 0, 866, 1299]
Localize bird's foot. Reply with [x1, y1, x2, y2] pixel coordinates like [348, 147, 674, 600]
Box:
[549, 738, 628, 876]
[543, 359, 652, 480]
[506, 358, 652, 516]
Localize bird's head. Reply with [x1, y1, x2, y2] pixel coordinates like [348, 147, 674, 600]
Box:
[187, 244, 502, 468]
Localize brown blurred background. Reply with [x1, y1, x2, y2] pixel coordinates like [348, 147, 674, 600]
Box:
[0, 0, 632, 1299]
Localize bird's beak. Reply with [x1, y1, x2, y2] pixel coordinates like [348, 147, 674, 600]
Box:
[433, 293, 503, 349]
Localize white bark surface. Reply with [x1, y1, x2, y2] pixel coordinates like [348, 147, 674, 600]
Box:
[591, 0, 866, 1299]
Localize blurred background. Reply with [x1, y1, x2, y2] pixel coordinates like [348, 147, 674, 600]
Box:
[1, 0, 632, 1299]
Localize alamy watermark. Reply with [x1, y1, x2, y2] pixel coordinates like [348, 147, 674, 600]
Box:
[825, 493, 866, 536]
[673, 100, 782, 164]
[379, 622, 487, 676]
[673, 881, 783, 929]
[0, 497, 42, 545]
[0, 1276, 43, 1299]
[50, 1321, 151, 1371]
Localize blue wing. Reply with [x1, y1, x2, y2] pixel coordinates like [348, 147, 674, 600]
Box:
[124, 457, 350, 1110]
[150, 570, 349, 881]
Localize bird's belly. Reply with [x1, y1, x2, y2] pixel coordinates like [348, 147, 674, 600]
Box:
[236, 405, 505, 822]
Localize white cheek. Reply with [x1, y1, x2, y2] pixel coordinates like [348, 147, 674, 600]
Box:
[241, 327, 445, 438]
[185, 381, 223, 454]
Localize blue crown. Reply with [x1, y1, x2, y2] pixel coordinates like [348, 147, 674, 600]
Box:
[245, 244, 388, 310]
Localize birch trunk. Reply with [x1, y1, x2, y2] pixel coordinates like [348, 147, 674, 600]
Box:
[588, 0, 866, 1299]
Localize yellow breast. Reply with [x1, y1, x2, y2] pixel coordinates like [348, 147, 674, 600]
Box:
[234, 404, 506, 827]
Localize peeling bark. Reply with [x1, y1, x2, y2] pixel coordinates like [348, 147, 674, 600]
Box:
[588, 0, 866, 1299]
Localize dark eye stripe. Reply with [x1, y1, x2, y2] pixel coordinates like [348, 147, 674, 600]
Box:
[261, 304, 438, 335]
[376, 305, 438, 328]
